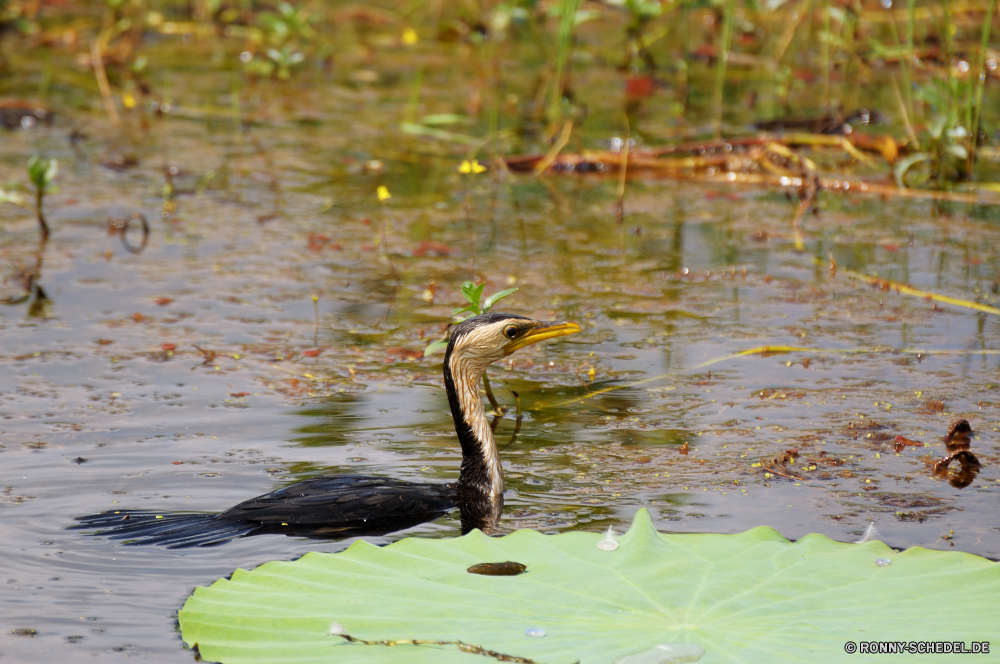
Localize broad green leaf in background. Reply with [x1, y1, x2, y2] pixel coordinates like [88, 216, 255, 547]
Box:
[453, 281, 486, 318]
[425, 283, 520, 356]
[179, 509, 1000, 664]
[422, 339, 448, 357]
[482, 287, 518, 313]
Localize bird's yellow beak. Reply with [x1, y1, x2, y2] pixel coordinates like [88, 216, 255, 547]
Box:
[504, 321, 582, 355]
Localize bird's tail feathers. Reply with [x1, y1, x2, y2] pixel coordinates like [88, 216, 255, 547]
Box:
[70, 510, 256, 548]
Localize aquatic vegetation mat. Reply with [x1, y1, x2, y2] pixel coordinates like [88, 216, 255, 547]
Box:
[179, 509, 999, 664]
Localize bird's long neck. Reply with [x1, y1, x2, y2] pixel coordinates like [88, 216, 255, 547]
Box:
[442, 346, 504, 512]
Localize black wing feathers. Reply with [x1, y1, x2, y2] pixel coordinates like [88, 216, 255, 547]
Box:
[72, 475, 456, 548]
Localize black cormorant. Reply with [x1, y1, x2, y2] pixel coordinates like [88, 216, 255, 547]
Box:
[71, 313, 581, 547]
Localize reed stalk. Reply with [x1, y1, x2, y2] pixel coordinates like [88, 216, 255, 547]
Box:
[968, 0, 997, 180]
[822, 0, 831, 112]
[713, 0, 736, 139]
[549, 0, 581, 124]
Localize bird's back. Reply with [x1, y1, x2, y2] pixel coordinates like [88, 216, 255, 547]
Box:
[72, 475, 457, 548]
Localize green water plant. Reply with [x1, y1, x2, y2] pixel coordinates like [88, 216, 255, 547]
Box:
[423, 281, 518, 357]
[895, 80, 970, 187]
[178, 508, 1000, 664]
[27, 157, 57, 242]
[967, 0, 996, 177]
[265, 45, 305, 81]
[546, 0, 585, 124]
[258, 1, 316, 47]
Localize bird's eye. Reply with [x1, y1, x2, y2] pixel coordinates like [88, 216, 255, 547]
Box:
[503, 325, 518, 339]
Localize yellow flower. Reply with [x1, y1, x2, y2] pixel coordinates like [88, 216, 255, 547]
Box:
[458, 160, 486, 174]
[376, 185, 391, 201]
[402, 28, 418, 45]
[122, 92, 137, 109]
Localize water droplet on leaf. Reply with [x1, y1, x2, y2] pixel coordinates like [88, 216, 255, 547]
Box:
[597, 526, 619, 551]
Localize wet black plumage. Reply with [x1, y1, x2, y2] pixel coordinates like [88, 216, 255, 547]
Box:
[71, 476, 456, 548]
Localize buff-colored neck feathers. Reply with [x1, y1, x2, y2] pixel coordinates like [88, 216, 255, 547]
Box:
[447, 322, 510, 498]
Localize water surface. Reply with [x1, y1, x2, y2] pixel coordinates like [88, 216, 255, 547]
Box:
[1, 32, 999, 663]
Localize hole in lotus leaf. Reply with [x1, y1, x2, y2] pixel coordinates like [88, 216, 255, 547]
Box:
[614, 643, 705, 664]
[525, 628, 546, 638]
[876, 558, 892, 567]
[467, 561, 527, 576]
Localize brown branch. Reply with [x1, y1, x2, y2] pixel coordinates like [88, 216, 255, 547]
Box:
[757, 458, 806, 481]
[91, 40, 121, 130]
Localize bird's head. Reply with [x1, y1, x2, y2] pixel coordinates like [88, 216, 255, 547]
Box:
[444, 312, 581, 375]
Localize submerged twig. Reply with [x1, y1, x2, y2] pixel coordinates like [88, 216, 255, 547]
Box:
[109, 213, 149, 254]
[482, 373, 503, 415]
[500, 390, 522, 451]
[312, 295, 320, 347]
[615, 113, 630, 225]
[757, 459, 805, 482]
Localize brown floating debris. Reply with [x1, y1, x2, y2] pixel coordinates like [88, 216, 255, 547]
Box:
[504, 133, 1000, 205]
[9, 628, 38, 637]
[933, 420, 981, 489]
[0, 101, 51, 130]
[934, 450, 981, 473]
[467, 561, 527, 576]
[893, 435, 925, 452]
[944, 419, 974, 449]
[385, 347, 423, 361]
[100, 154, 139, 171]
[753, 109, 887, 136]
[411, 240, 457, 257]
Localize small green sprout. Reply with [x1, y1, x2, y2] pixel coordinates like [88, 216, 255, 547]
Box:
[424, 281, 520, 413]
[424, 282, 519, 357]
[27, 156, 58, 242]
[259, 2, 316, 46]
[265, 46, 305, 81]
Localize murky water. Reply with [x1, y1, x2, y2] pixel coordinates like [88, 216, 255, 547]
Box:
[1, 35, 999, 663]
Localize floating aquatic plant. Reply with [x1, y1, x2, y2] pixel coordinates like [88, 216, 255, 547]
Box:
[178, 509, 1000, 664]
[27, 156, 57, 243]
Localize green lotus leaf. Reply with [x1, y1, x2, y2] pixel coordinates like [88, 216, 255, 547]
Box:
[179, 509, 1000, 664]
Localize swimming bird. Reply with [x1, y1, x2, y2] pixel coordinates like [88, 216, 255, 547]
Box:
[72, 313, 580, 548]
